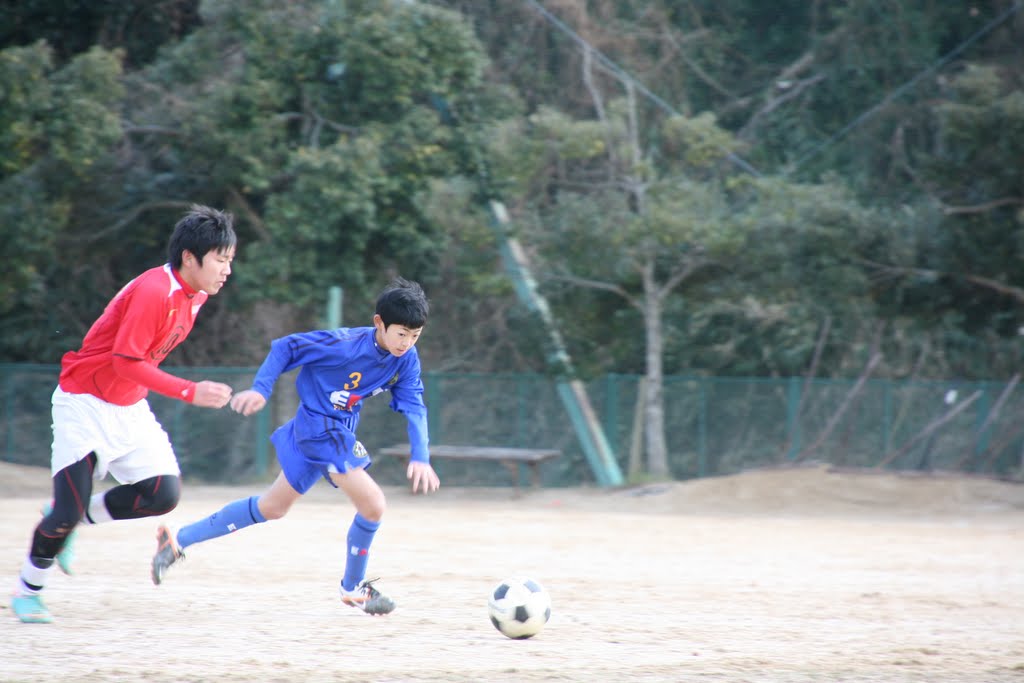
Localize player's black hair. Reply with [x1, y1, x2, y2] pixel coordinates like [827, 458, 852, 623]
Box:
[376, 277, 429, 329]
[167, 205, 237, 269]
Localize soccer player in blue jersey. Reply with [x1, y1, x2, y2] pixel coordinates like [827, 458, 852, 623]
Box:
[151, 277, 439, 614]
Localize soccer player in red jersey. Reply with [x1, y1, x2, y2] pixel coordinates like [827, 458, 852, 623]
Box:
[10, 205, 237, 624]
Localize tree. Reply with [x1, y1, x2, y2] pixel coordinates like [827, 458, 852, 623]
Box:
[486, 82, 743, 477]
[0, 42, 124, 360]
[0, 0, 201, 67]
[0, 0, 500, 365]
[123, 0, 491, 318]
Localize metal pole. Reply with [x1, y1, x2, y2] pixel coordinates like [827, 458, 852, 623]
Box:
[327, 285, 343, 329]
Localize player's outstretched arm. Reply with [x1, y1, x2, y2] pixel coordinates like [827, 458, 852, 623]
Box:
[230, 389, 267, 416]
[407, 460, 440, 494]
[192, 380, 233, 409]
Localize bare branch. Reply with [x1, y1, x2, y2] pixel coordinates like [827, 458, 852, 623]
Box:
[581, 46, 608, 124]
[661, 28, 736, 100]
[729, 24, 846, 132]
[953, 373, 1020, 470]
[68, 200, 194, 243]
[941, 197, 1024, 215]
[857, 258, 1024, 305]
[622, 80, 648, 208]
[658, 257, 705, 298]
[738, 73, 826, 141]
[226, 187, 272, 241]
[546, 272, 641, 310]
[874, 391, 982, 469]
[122, 124, 183, 137]
[776, 315, 831, 462]
[978, 418, 1024, 474]
[961, 273, 1024, 304]
[581, 45, 620, 189]
[275, 112, 359, 135]
[794, 351, 882, 462]
[777, 50, 817, 83]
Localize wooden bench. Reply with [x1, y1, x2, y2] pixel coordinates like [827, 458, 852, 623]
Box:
[376, 444, 560, 490]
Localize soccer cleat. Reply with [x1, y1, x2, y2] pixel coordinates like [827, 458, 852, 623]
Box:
[11, 592, 53, 624]
[41, 502, 77, 576]
[151, 524, 184, 586]
[340, 578, 396, 615]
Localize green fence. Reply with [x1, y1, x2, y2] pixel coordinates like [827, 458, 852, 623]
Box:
[2, 364, 1021, 486]
[0, 365, 272, 484]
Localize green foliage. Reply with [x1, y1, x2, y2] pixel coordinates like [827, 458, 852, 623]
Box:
[0, 0, 201, 67]
[661, 112, 743, 173]
[253, 136, 383, 304]
[0, 42, 53, 177]
[0, 0, 1021, 384]
[0, 179, 66, 320]
[882, 62, 1024, 372]
[0, 0, 501, 363]
[691, 176, 884, 375]
[46, 47, 125, 174]
[0, 43, 125, 360]
[122, 0, 491, 307]
[927, 65, 1024, 205]
[0, 42, 123, 179]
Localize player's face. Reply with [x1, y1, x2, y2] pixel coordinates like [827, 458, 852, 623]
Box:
[374, 315, 423, 357]
[180, 247, 235, 295]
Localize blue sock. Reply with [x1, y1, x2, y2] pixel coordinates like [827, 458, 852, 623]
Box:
[342, 513, 380, 591]
[177, 496, 267, 550]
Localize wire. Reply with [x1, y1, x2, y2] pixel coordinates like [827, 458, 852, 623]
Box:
[522, 0, 763, 177]
[787, 1, 1022, 175]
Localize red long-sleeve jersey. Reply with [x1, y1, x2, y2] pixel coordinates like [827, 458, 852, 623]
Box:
[59, 264, 207, 406]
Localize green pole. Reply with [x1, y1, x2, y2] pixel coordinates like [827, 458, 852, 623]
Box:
[327, 286, 343, 329]
[425, 371, 442, 444]
[697, 377, 708, 477]
[786, 376, 802, 460]
[604, 373, 618, 455]
[3, 365, 13, 461]
[882, 379, 893, 454]
[488, 200, 623, 487]
[437, 92, 621, 485]
[254, 405, 270, 477]
[974, 383, 991, 459]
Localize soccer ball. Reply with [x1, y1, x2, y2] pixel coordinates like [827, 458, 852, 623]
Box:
[487, 576, 551, 639]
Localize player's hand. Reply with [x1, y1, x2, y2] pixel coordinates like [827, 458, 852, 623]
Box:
[407, 461, 440, 494]
[230, 389, 267, 416]
[193, 380, 233, 409]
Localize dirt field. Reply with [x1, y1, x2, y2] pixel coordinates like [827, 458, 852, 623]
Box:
[1, 461, 1023, 683]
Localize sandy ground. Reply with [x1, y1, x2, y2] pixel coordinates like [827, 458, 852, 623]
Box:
[0, 461, 1023, 683]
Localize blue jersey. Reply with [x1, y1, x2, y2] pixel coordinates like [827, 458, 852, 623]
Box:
[252, 326, 429, 471]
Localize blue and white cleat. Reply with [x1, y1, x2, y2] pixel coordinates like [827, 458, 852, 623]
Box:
[11, 592, 53, 624]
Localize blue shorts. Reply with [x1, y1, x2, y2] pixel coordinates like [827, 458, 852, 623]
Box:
[271, 419, 372, 494]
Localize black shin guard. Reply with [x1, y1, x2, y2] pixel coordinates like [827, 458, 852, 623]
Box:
[102, 475, 182, 520]
[33, 453, 97, 558]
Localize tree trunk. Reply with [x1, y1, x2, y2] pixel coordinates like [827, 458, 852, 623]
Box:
[641, 259, 670, 477]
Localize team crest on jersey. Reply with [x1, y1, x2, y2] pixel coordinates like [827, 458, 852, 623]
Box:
[387, 372, 399, 386]
[330, 389, 362, 411]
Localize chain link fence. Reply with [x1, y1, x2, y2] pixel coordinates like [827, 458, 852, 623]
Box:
[2, 364, 1021, 486]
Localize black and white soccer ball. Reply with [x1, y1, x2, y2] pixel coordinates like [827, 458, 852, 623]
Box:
[487, 576, 551, 639]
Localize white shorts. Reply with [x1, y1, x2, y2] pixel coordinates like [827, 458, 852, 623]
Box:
[50, 386, 180, 483]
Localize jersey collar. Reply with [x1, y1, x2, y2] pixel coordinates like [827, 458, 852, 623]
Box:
[370, 328, 391, 359]
[168, 263, 200, 298]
